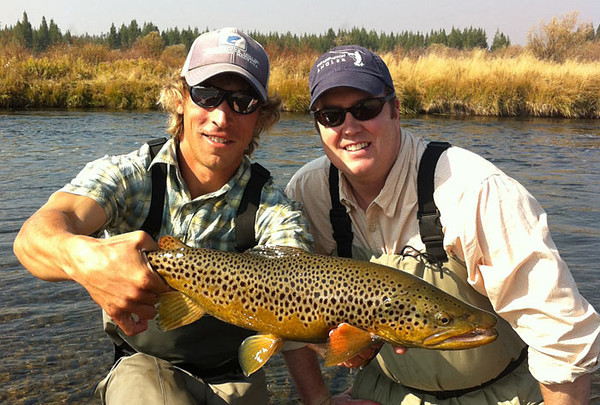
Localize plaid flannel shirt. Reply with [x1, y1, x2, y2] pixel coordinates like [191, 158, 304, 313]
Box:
[60, 138, 312, 252]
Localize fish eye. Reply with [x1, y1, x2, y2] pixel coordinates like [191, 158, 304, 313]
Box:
[435, 312, 452, 326]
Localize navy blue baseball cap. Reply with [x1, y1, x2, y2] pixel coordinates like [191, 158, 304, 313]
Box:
[308, 45, 395, 109]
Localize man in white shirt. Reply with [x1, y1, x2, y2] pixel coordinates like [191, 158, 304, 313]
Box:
[283, 45, 599, 404]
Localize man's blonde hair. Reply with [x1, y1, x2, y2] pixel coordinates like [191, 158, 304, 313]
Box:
[158, 75, 282, 156]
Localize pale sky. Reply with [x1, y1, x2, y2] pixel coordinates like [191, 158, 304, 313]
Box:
[2, 0, 599, 46]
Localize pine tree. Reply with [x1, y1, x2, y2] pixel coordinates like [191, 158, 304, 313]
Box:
[15, 11, 34, 48]
[141, 22, 159, 36]
[48, 19, 62, 45]
[180, 27, 196, 50]
[128, 20, 141, 45]
[107, 23, 120, 49]
[447, 27, 463, 49]
[118, 23, 129, 48]
[491, 29, 511, 51]
[34, 16, 50, 52]
[162, 27, 181, 47]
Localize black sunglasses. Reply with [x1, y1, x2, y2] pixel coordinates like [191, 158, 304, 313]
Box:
[189, 85, 261, 114]
[312, 92, 396, 128]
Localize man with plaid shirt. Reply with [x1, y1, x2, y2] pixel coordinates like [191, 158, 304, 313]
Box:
[14, 28, 312, 405]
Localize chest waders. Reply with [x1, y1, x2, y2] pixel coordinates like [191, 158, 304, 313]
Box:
[107, 138, 271, 379]
[329, 142, 529, 400]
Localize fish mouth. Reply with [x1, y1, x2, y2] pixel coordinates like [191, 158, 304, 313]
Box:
[423, 327, 498, 349]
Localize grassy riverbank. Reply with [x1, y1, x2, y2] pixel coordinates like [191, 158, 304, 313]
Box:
[1, 43, 599, 118]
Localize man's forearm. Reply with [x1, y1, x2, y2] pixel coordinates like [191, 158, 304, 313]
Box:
[13, 192, 106, 281]
[539, 373, 591, 405]
[283, 346, 331, 405]
[14, 208, 83, 281]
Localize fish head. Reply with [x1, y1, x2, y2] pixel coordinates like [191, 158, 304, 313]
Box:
[372, 285, 498, 350]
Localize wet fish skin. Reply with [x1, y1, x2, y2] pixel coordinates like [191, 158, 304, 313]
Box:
[147, 236, 498, 376]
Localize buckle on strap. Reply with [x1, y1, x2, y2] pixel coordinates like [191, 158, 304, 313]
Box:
[417, 210, 443, 243]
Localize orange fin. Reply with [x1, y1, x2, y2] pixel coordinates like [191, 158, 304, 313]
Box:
[324, 323, 377, 367]
[158, 236, 188, 250]
[156, 291, 205, 331]
[239, 334, 284, 377]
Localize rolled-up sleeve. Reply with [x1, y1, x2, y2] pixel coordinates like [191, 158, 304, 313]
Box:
[256, 181, 314, 252]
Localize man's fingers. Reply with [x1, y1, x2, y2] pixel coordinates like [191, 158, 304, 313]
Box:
[341, 357, 364, 368]
[339, 342, 384, 368]
[113, 312, 149, 336]
[119, 319, 148, 336]
[393, 346, 408, 355]
[129, 230, 160, 252]
[133, 302, 158, 320]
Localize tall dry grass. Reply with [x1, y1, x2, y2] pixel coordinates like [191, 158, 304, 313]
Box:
[382, 47, 600, 118]
[268, 47, 319, 112]
[268, 47, 600, 118]
[0, 43, 177, 109]
[1, 43, 599, 118]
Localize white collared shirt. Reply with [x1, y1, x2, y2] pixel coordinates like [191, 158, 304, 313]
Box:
[286, 128, 600, 385]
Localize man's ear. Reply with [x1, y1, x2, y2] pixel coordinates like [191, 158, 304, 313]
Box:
[392, 97, 400, 119]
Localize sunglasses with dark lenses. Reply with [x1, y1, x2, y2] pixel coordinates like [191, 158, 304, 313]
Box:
[189, 86, 261, 114]
[312, 92, 396, 127]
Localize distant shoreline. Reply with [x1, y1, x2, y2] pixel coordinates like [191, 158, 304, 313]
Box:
[1, 45, 599, 118]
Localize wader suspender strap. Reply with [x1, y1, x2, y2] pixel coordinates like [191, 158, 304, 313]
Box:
[417, 141, 451, 263]
[235, 163, 271, 252]
[140, 138, 168, 238]
[329, 163, 354, 258]
[114, 137, 168, 363]
[328, 141, 451, 261]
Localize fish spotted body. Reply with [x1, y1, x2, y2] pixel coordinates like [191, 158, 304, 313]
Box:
[147, 236, 498, 376]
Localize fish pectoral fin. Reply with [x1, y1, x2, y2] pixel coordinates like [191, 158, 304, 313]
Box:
[324, 323, 376, 367]
[239, 334, 284, 377]
[157, 235, 189, 250]
[156, 291, 205, 331]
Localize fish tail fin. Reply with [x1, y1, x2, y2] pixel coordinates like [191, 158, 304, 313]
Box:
[157, 291, 205, 331]
[239, 334, 284, 377]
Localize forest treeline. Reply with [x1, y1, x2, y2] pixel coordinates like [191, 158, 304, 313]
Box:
[2, 11, 513, 53]
[1, 11, 599, 117]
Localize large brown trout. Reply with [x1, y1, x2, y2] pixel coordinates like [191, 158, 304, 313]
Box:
[147, 236, 498, 376]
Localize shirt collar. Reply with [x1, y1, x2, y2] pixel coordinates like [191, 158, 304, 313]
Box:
[148, 137, 178, 169]
[147, 138, 252, 203]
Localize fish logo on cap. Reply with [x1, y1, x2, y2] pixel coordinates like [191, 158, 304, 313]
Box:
[329, 50, 364, 67]
[220, 33, 247, 51]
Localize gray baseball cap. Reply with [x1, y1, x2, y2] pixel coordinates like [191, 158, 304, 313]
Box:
[181, 27, 270, 101]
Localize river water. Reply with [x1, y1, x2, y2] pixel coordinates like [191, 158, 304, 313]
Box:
[1, 111, 599, 403]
